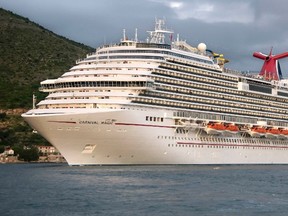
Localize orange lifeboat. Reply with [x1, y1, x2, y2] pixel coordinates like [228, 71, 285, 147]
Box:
[248, 126, 266, 137]
[223, 124, 239, 135]
[280, 129, 288, 135]
[279, 129, 288, 139]
[205, 123, 225, 135]
[266, 128, 279, 138]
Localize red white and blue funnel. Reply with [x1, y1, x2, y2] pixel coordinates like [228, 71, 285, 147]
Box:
[253, 49, 288, 80]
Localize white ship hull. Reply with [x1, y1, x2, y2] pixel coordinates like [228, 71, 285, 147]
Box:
[23, 109, 288, 165]
[22, 20, 288, 165]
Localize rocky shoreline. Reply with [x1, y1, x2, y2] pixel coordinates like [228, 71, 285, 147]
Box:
[0, 154, 66, 164]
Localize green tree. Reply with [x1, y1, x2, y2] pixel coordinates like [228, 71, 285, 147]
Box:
[0, 113, 6, 121]
[13, 145, 39, 162]
[0, 145, 4, 153]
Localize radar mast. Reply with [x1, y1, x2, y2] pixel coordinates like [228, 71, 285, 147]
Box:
[147, 19, 173, 44]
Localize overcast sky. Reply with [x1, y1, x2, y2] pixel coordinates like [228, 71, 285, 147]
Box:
[1, 0, 288, 74]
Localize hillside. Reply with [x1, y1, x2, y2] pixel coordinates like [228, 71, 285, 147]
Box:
[0, 8, 94, 150]
[0, 8, 94, 108]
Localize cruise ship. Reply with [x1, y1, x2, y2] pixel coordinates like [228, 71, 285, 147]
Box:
[22, 19, 288, 165]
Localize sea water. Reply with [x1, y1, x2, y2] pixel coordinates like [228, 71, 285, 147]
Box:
[1, 163, 288, 216]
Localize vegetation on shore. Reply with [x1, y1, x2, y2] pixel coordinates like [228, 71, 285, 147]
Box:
[0, 8, 94, 155]
[0, 8, 94, 109]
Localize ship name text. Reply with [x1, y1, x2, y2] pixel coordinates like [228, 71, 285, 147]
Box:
[79, 119, 117, 125]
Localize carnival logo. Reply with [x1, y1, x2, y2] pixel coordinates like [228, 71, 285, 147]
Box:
[79, 119, 117, 125]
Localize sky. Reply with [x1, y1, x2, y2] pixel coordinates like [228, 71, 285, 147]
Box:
[1, 0, 288, 74]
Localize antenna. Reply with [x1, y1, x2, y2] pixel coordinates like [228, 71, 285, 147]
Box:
[135, 28, 138, 42]
[123, 29, 126, 41]
[147, 18, 173, 44]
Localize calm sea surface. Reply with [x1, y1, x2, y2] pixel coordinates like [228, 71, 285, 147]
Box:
[1, 163, 288, 216]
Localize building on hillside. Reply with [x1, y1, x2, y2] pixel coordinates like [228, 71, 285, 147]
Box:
[0, 146, 17, 163]
[3, 146, 14, 156]
[37, 146, 58, 155]
[37, 146, 66, 163]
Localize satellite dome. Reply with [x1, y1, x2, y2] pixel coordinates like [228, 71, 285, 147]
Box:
[198, 43, 207, 52]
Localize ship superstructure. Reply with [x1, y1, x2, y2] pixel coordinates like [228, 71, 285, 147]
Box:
[22, 19, 288, 165]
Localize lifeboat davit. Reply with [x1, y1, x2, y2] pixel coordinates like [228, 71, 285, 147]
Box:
[248, 127, 266, 137]
[265, 128, 280, 139]
[204, 123, 226, 135]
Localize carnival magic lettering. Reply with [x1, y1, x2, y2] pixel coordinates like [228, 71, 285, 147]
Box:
[79, 119, 116, 125]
